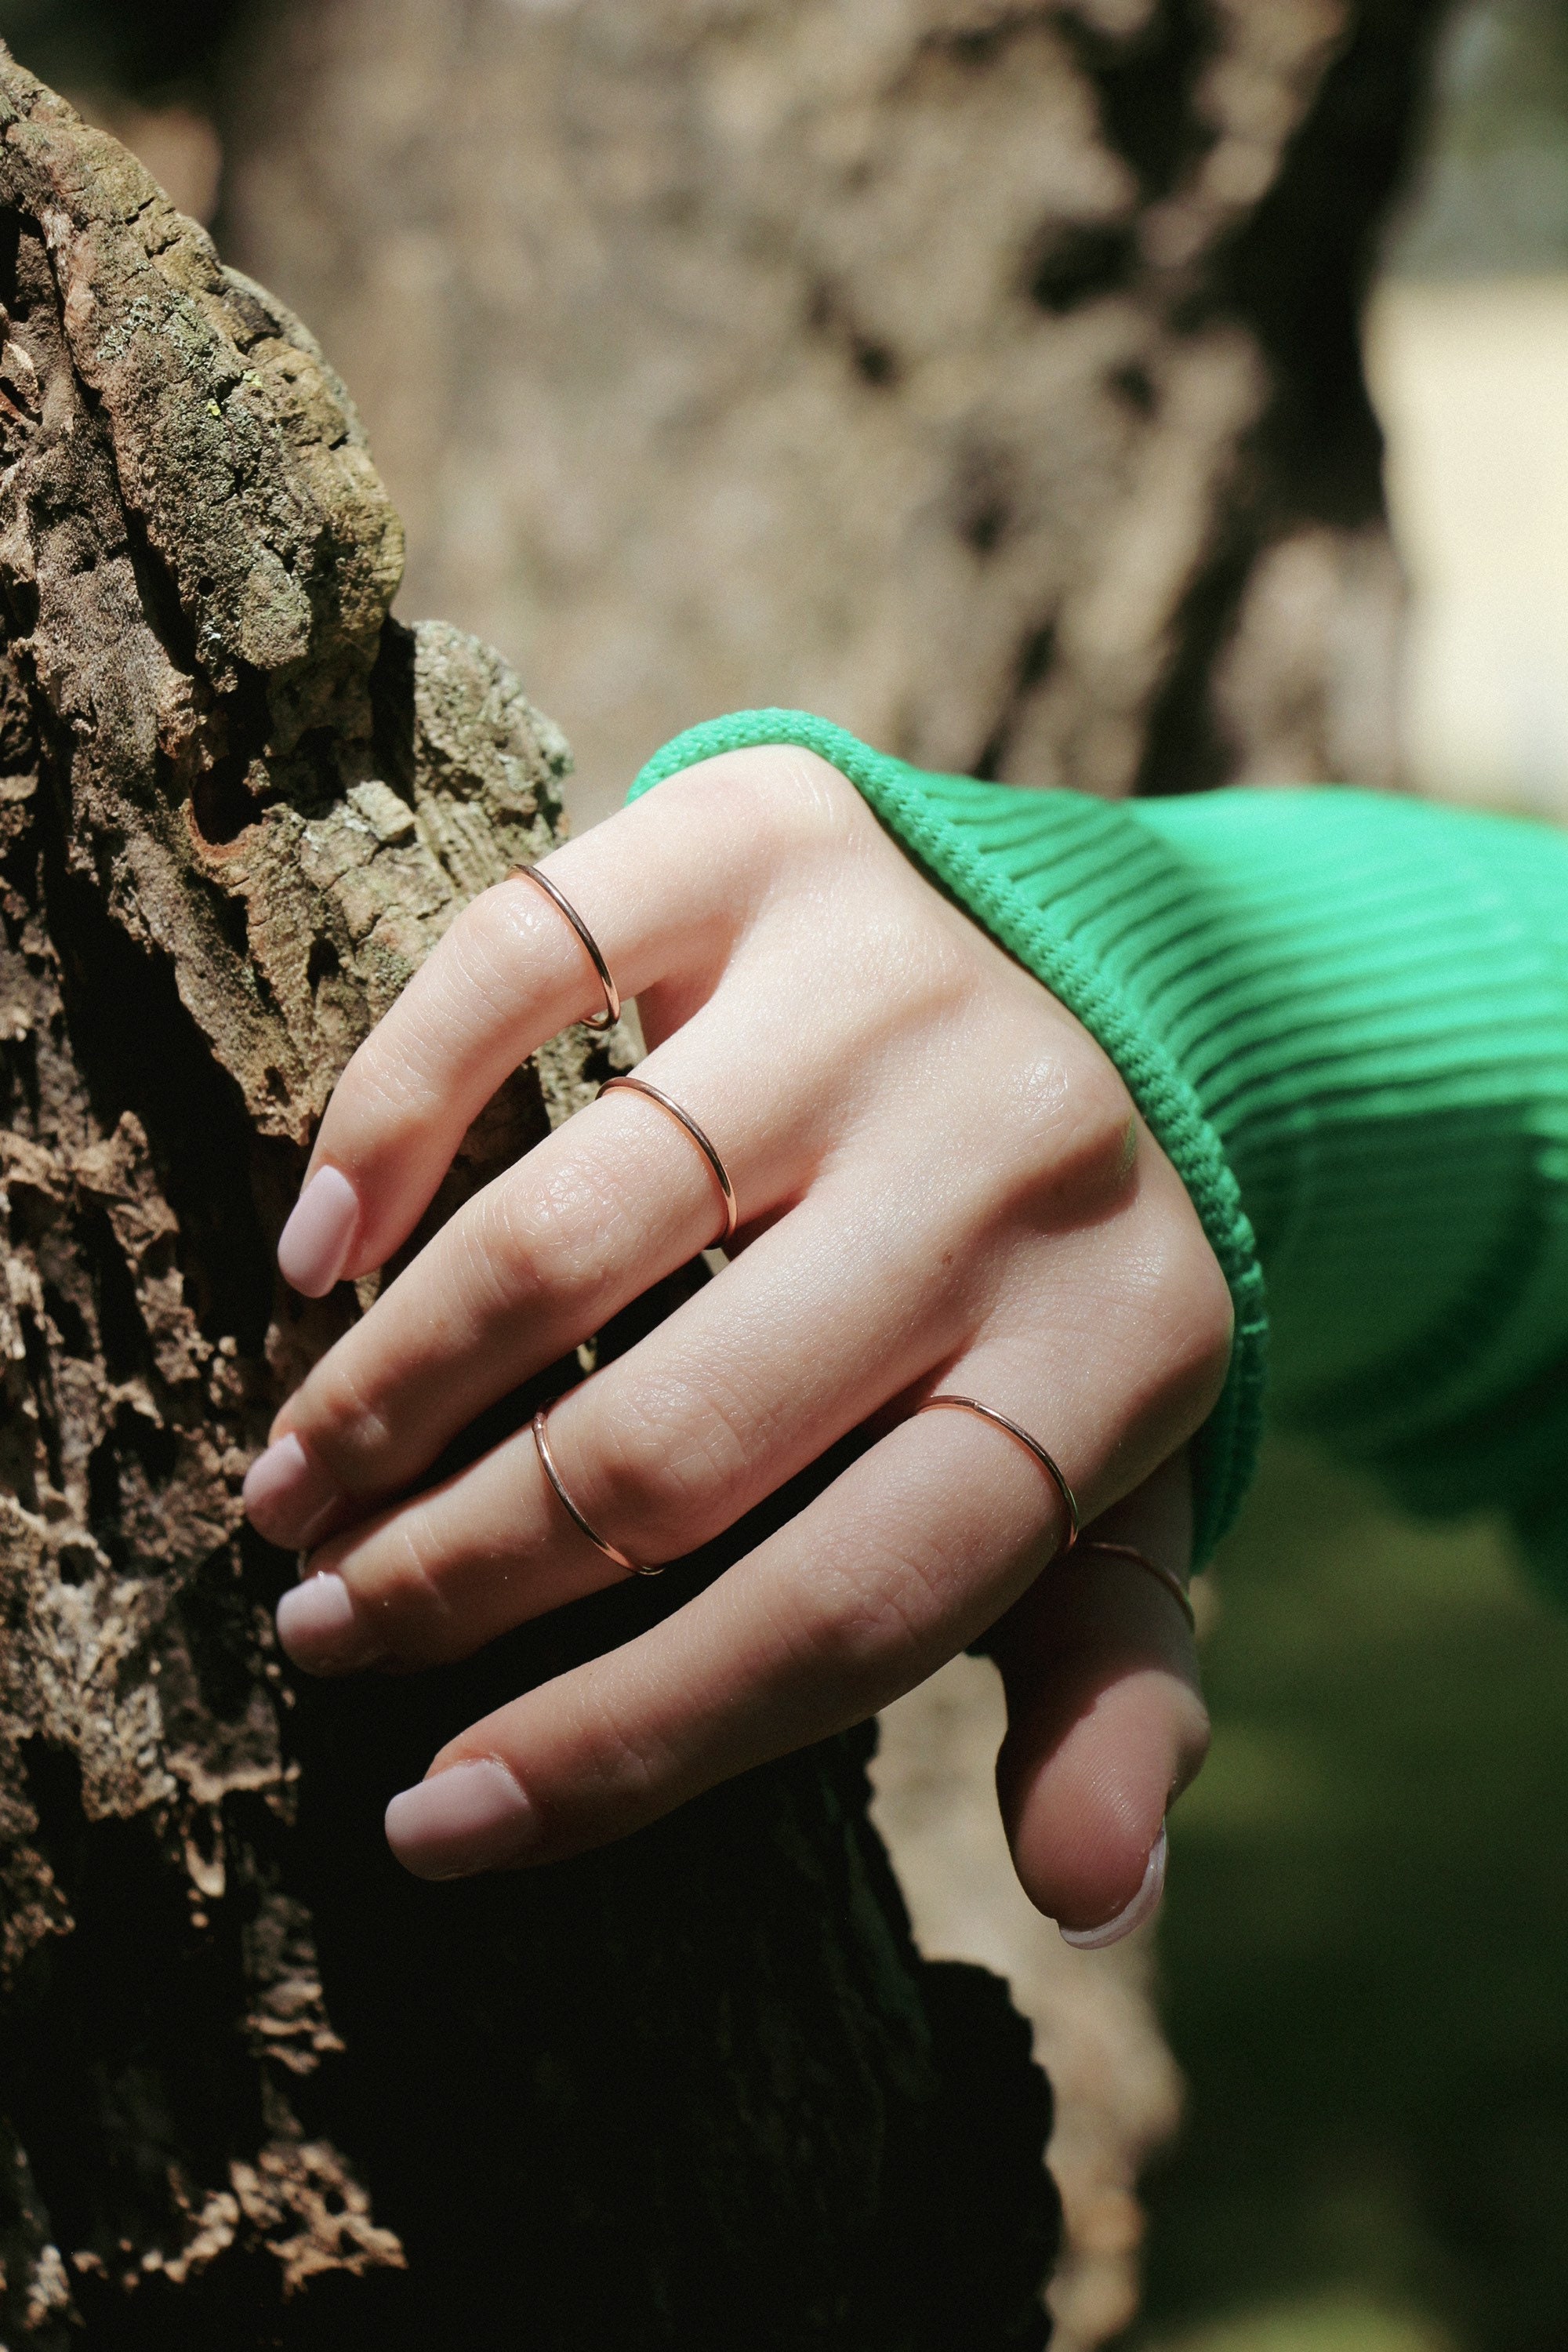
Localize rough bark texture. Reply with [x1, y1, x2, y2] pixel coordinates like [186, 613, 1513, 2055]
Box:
[0, 56, 1056, 2352]
[221, 0, 1443, 826]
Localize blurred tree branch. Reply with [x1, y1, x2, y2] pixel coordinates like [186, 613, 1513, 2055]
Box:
[223, 0, 1449, 820]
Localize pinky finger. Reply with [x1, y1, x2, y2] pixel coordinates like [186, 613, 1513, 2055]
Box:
[989, 1450, 1209, 1941]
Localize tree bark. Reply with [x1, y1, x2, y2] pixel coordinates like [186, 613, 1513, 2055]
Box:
[220, 0, 1445, 826]
[0, 55, 1055, 2352]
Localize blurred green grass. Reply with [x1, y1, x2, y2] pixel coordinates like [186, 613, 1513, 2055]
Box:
[1134, 1440, 1568, 2352]
[1149, 2294, 1454, 2352]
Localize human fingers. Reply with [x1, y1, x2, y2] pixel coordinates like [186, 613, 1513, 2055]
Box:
[378, 1386, 1091, 1881]
[255, 787, 1136, 1552]
[268, 1171, 985, 1668]
[270, 1074, 1228, 1677]
[989, 1450, 1208, 1940]
[246, 1026, 821, 1552]
[275, 751, 848, 1294]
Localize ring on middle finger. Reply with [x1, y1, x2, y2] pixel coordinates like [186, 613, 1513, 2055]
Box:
[599, 1075, 739, 1247]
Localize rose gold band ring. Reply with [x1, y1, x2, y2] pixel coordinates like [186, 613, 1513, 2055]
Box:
[1079, 1539, 1196, 1632]
[509, 862, 622, 1032]
[916, 1395, 1081, 1547]
[531, 1404, 663, 1579]
[599, 1075, 739, 1246]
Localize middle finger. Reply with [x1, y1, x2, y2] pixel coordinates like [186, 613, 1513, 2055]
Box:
[245, 1029, 826, 1552]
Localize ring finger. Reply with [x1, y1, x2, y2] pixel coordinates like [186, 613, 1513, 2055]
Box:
[376, 1383, 1194, 1939]
[272, 1177, 1192, 1683]
[271, 1173, 993, 1670]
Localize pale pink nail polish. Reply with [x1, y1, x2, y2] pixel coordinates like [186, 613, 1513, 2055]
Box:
[243, 1433, 341, 1549]
[275, 1570, 373, 1674]
[278, 1164, 360, 1297]
[1059, 1827, 1167, 1951]
[384, 1760, 535, 1880]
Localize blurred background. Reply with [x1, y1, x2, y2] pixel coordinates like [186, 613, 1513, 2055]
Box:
[5, 2, 1568, 2348]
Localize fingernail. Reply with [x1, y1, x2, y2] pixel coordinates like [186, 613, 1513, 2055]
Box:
[278, 1164, 360, 1296]
[1060, 1826, 1167, 1951]
[243, 1433, 342, 1549]
[275, 1570, 376, 1674]
[384, 1760, 535, 1880]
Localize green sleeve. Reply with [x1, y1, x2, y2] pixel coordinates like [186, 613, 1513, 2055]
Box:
[630, 711, 1568, 1589]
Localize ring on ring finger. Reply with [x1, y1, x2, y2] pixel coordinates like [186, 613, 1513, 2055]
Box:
[532, 1402, 662, 1578]
[916, 1394, 1081, 1548]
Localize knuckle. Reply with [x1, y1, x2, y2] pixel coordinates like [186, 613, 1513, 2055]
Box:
[592, 1372, 753, 1549]
[784, 1539, 949, 1708]
[394, 900, 521, 1073]
[447, 883, 533, 999]
[753, 747, 869, 851]
[470, 1152, 630, 1311]
[322, 1512, 452, 1661]
[670, 746, 868, 873]
[980, 1040, 1138, 1227]
[1124, 1210, 1236, 1431]
[1045, 1049, 1139, 1198]
[321, 1027, 430, 1149]
[566, 1683, 673, 1811]
[296, 1355, 394, 1486]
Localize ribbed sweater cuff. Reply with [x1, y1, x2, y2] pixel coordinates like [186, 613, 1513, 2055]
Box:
[634, 708, 1568, 1600]
[631, 710, 1269, 1566]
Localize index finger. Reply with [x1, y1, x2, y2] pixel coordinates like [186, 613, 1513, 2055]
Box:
[277, 758, 779, 1294]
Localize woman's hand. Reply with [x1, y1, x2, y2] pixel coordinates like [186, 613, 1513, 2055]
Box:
[244, 746, 1225, 1938]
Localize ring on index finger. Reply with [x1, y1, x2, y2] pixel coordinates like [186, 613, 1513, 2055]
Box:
[510, 862, 622, 1032]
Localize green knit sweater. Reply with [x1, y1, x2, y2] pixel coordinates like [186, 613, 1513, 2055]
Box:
[631, 711, 1568, 1588]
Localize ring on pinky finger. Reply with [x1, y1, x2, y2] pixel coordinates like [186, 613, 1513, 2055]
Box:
[1076, 1539, 1195, 1632]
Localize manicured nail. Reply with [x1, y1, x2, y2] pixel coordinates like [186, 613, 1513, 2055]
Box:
[1060, 1827, 1167, 1951]
[384, 1760, 535, 1880]
[275, 1570, 376, 1674]
[278, 1164, 360, 1296]
[243, 1433, 341, 1549]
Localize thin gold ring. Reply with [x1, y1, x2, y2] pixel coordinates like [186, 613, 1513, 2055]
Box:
[531, 1405, 662, 1579]
[510, 862, 621, 1032]
[1079, 1539, 1196, 1633]
[916, 1395, 1081, 1547]
[599, 1076, 739, 1245]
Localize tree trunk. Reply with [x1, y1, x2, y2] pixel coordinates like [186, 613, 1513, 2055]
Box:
[0, 56, 1055, 2352]
[219, 0, 1443, 826]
